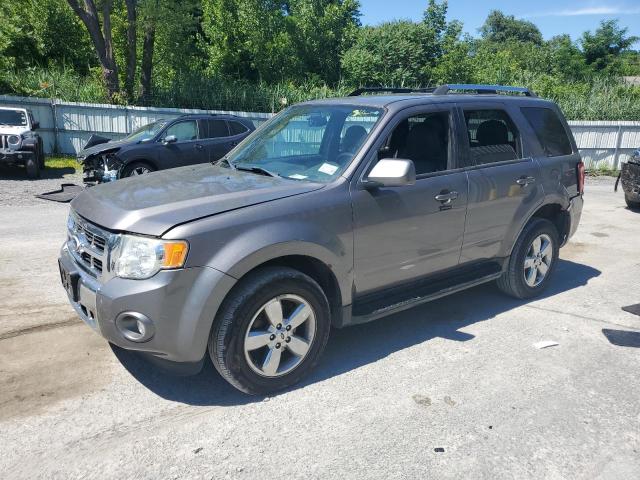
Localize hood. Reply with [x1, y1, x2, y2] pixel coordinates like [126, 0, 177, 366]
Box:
[0, 125, 30, 136]
[71, 164, 324, 236]
[78, 136, 134, 159]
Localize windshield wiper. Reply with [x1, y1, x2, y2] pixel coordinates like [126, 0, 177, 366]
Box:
[235, 165, 280, 178]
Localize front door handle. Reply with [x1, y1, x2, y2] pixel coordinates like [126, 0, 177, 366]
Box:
[434, 190, 459, 203]
[195, 143, 204, 150]
[516, 176, 536, 186]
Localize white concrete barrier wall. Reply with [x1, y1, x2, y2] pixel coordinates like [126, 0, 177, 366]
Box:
[1, 95, 638, 168]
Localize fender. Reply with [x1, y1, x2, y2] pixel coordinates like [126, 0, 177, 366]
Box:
[166, 210, 355, 307]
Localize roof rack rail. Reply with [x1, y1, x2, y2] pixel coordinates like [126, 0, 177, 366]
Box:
[433, 84, 537, 97]
[348, 87, 436, 96]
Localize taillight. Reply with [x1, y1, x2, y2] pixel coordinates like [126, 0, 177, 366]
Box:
[577, 161, 585, 194]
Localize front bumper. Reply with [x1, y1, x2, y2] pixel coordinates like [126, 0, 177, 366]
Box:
[59, 245, 236, 364]
[0, 149, 33, 165]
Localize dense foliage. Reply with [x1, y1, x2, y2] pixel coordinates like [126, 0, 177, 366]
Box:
[1, 1, 639, 119]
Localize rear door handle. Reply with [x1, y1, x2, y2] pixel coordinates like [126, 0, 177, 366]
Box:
[516, 176, 536, 186]
[434, 190, 458, 203]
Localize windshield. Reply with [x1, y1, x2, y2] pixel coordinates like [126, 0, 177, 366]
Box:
[226, 104, 384, 182]
[0, 110, 28, 126]
[125, 120, 167, 142]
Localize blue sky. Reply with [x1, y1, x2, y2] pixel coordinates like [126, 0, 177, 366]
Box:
[359, 0, 640, 45]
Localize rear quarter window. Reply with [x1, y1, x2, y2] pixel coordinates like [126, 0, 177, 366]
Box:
[521, 107, 573, 157]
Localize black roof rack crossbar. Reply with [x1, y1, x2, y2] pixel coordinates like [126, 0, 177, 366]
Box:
[349, 87, 436, 96]
[433, 84, 537, 97]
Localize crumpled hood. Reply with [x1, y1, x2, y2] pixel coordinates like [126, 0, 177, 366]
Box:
[78, 137, 132, 159]
[71, 164, 324, 236]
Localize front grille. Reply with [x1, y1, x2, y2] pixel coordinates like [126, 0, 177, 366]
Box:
[0, 135, 7, 149]
[67, 212, 111, 279]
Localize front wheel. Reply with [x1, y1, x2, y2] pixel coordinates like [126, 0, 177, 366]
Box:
[121, 161, 155, 178]
[209, 267, 331, 395]
[25, 156, 40, 179]
[497, 218, 559, 299]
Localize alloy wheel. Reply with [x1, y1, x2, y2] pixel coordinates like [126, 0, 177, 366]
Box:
[523, 233, 553, 287]
[243, 294, 316, 377]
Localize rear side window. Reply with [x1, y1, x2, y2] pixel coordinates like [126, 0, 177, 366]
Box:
[521, 107, 573, 157]
[229, 121, 249, 135]
[203, 119, 230, 138]
[464, 109, 521, 165]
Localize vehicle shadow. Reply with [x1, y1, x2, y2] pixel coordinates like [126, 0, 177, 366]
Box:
[113, 259, 600, 406]
[0, 164, 77, 180]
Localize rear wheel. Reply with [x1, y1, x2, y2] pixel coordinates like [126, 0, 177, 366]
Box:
[497, 218, 559, 299]
[209, 267, 331, 395]
[625, 194, 640, 210]
[25, 156, 40, 179]
[122, 161, 155, 177]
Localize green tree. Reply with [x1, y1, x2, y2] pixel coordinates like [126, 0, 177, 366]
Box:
[479, 10, 543, 45]
[581, 20, 639, 74]
[341, 0, 458, 86]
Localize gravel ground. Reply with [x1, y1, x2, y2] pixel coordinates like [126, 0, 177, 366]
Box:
[0, 163, 82, 206]
[1, 175, 639, 479]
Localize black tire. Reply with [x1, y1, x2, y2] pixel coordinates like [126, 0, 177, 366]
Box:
[25, 156, 40, 179]
[209, 266, 331, 395]
[625, 194, 640, 210]
[37, 138, 45, 169]
[497, 218, 559, 299]
[121, 161, 156, 178]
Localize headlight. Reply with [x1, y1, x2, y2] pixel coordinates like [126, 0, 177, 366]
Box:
[7, 135, 21, 149]
[112, 235, 188, 279]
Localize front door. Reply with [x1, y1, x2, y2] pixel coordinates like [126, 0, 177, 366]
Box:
[160, 119, 206, 167]
[350, 105, 469, 295]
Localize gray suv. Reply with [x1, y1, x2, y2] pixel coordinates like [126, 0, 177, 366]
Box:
[59, 84, 584, 394]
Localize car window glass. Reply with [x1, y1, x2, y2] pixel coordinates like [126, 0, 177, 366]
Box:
[339, 112, 379, 154]
[0, 110, 27, 126]
[229, 121, 249, 136]
[226, 105, 383, 183]
[379, 112, 450, 175]
[205, 120, 229, 138]
[521, 107, 572, 157]
[464, 109, 520, 165]
[164, 121, 198, 142]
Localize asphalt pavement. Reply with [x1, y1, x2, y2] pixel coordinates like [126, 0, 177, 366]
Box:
[0, 175, 638, 479]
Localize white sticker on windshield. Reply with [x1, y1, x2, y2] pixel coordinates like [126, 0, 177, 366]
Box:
[289, 174, 308, 179]
[318, 163, 338, 175]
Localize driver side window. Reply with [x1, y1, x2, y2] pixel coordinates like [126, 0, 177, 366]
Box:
[164, 121, 198, 142]
[380, 111, 450, 175]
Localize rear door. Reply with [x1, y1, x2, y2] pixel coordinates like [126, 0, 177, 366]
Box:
[457, 102, 544, 264]
[198, 119, 234, 163]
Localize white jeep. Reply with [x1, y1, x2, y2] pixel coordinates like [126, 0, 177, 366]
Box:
[0, 107, 45, 178]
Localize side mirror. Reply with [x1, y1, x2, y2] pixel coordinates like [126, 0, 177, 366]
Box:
[31, 121, 40, 130]
[365, 158, 416, 188]
[163, 134, 177, 145]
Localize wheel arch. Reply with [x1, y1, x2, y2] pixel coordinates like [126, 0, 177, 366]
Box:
[234, 255, 345, 328]
[506, 202, 570, 256]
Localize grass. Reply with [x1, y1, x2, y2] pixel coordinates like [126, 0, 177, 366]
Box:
[45, 156, 79, 172]
[586, 165, 620, 177]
